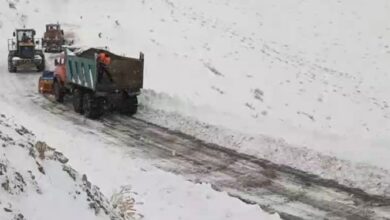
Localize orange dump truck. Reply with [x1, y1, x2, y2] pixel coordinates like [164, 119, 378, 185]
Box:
[38, 48, 144, 119]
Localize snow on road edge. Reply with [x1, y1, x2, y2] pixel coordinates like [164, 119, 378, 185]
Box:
[137, 89, 390, 197]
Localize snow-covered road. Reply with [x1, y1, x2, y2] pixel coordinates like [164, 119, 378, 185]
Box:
[0, 65, 389, 219]
[0, 66, 282, 219]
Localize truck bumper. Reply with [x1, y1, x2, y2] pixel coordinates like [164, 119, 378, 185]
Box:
[39, 79, 54, 94]
[38, 72, 54, 94]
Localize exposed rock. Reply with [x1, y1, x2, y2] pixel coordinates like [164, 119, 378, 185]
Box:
[63, 165, 77, 181]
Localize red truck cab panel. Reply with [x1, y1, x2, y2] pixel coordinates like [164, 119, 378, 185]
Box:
[54, 55, 67, 85]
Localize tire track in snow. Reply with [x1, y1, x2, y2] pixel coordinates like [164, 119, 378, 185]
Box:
[24, 95, 390, 220]
[1, 67, 390, 219]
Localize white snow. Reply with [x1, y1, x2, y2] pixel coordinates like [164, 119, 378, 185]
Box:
[0, 0, 389, 218]
[0, 103, 280, 220]
[8, 0, 386, 175]
[0, 116, 122, 220]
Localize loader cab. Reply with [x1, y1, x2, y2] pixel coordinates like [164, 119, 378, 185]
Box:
[14, 29, 37, 59]
[15, 29, 36, 44]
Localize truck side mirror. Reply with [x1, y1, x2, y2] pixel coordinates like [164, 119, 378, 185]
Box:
[61, 30, 64, 35]
[33, 30, 36, 35]
[13, 32, 15, 37]
[140, 52, 144, 61]
[54, 59, 59, 66]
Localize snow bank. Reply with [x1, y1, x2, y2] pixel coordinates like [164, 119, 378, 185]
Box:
[0, 114, 129, 220]
[136, 99, 390, 196]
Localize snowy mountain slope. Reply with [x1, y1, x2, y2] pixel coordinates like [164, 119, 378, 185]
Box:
[0, 115, 127, 220]
[1, 0, 389, 163]
[0, 0, 389, 211]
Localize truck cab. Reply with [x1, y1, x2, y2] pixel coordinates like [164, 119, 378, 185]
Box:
[54, 54, 67, 85]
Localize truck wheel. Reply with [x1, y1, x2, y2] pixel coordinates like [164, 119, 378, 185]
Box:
[38, 77, 43, 93]
[53, 80, 64, 103]
[72, 88, 84, 114]
[119, 95, 138, 116]
[82, 93, 101, 119]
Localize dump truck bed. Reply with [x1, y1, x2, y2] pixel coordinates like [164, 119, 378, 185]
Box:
[65, 48, 144, 93]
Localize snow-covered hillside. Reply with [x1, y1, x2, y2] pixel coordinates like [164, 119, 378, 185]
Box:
[0, 0, 389, 218]
[0, 114, 127, 220]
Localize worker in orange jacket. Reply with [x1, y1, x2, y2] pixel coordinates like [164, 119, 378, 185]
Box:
[97, 52, 114, 83]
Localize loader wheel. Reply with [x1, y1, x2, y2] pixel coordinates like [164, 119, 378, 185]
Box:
[8, 55, 16, 73]
[82, 93, 102, 119]
[119, 95, 138, 116]
[53, 80, 64, 103]
[8, 62, 16, 73]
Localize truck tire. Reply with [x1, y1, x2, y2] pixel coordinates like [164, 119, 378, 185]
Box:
[38, 77, 42, 93]
[53, 80, 64, 103]
[72, 88, 84, 114]
[119, 95, 138, 116]
[82, 93, 102, 119]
